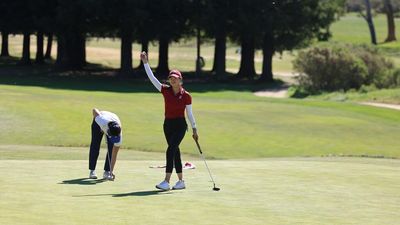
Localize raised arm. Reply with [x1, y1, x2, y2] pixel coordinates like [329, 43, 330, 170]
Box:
[140, 51, 162, 92]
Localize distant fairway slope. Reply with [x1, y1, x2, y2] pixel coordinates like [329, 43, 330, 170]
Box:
[1, 83, 399, 159]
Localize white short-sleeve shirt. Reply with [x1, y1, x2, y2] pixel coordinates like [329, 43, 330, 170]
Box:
[95, 111, 122, 146]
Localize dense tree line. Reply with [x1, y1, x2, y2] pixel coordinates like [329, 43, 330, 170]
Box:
[0, 0, 344, 81]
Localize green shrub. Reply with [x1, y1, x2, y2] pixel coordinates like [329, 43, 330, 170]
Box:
[358, 84, 377, 93]
[353, 45, 395, 88]
[293, 45, 368, 92]
[293, 44, 397, 93]
[395, 69, 400, 86]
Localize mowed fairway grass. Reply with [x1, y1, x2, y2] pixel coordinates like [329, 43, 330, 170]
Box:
[1, 146, 400, 225]
[1, 82, 400, 158]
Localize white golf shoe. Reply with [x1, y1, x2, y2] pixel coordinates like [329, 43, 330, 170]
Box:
[103, 171, 115, 181]
[156, 180, 170, 191]
[172, 180, 186, 190]
[89, 170, 97, 179]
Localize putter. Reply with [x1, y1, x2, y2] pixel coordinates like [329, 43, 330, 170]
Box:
[194, 139, 220, 191]
[106, 149, 115, 181]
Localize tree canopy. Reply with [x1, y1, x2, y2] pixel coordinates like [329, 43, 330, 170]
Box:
[0, 0, 344, 81]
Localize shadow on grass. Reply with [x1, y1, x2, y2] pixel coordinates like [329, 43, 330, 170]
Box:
[60, 178, 107, 185]
[72, 190, 172, 198]
[112, 190, 171, 197]
[0, 57, 284, 93]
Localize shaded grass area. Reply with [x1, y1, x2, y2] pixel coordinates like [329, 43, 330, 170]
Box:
[0, 61, 282, 93]
[0, 157, 399, 225]
[5, 35, 292, 74]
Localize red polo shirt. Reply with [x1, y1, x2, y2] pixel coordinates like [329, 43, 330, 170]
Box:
[161, 85, 192, 119]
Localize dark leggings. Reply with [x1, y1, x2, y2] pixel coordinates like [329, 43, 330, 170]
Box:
[164, 118, 187, 173]
[89, 120, 113, 171]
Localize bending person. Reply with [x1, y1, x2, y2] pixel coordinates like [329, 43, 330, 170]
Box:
[88, 108, 122, 181]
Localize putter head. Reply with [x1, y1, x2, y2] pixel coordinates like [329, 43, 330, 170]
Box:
[213, 187, 220, 191]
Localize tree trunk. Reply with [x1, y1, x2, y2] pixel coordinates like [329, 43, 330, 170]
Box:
[44, 33, 53, 59]
[260, 32, 274, 82]
[363, 0, 377, 45]
[56, 33, 86, 69]
[120, 31, 133, 75]
[212, 30, 226, 78]
[71, 33, 86, 69]
[196, 27, 201, 76]
[1, 31, 10, 57]
[136, 39, 149, 70]
[156, 37, 169, 76]
[237, 35, 256, 79]
[20, 32, 31, 65]
[56, 34, 67, 67]
[384, 0, 396, 42]
[36, 31, 44, 64]
[65, 33, 86, 69]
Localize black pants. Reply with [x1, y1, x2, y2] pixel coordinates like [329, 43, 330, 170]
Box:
[164, 118, 187, 173]
[89, 120, 113, 171]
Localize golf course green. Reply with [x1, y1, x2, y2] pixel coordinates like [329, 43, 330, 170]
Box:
[1, 146, 399, 225]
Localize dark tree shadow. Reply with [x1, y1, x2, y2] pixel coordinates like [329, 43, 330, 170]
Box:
[60, 178, 107, 185]
[0, 57, 284, 93]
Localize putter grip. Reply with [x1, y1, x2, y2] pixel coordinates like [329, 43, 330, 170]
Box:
[195, 140, 203, 154]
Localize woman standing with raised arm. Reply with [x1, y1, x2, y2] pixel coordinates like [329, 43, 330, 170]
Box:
[141, 51, 198, 191]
